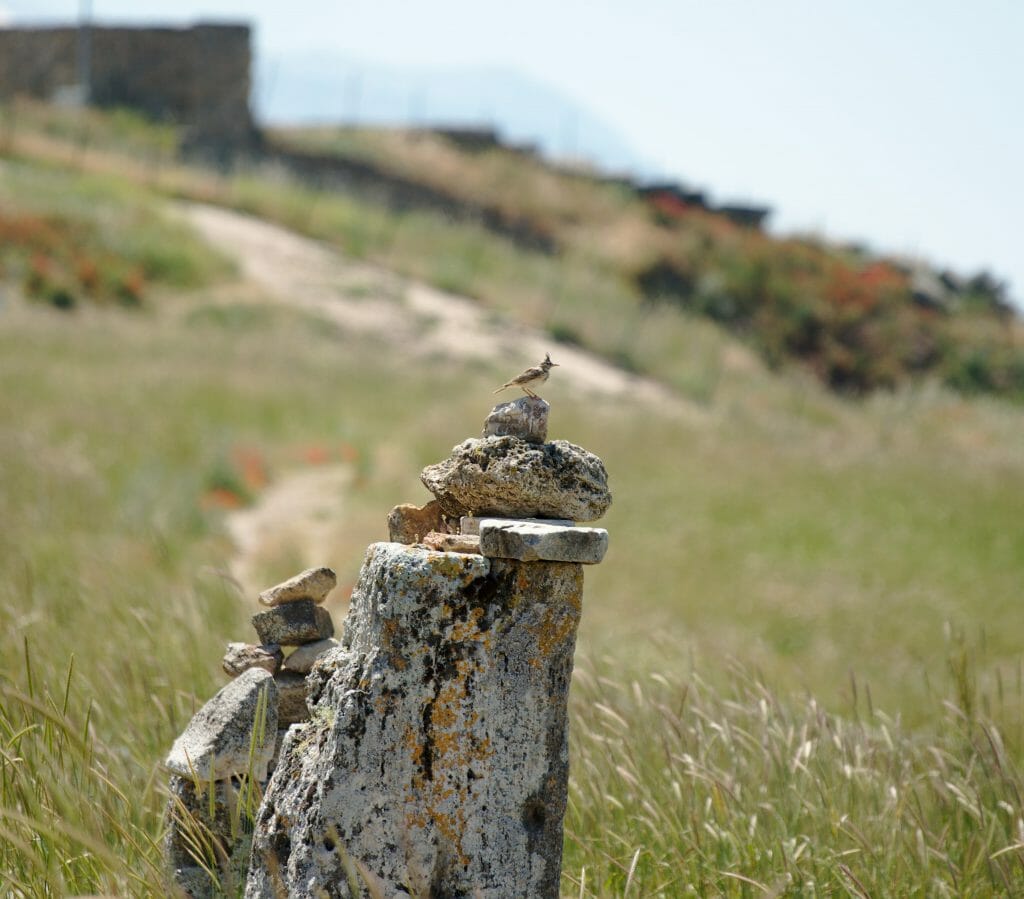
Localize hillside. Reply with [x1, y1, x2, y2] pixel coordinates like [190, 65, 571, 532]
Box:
[267, 123, 1023, 399]
[1, 101, 1024, 895]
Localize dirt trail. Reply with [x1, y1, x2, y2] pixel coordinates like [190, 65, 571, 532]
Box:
[178, 201, 696, 590]
[182, 202, 694, 411]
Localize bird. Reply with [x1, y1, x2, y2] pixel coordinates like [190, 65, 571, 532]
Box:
[493, 353, 559, 398]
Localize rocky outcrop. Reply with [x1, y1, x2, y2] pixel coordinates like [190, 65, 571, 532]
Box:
[421, 435, 611, 521]
[165, 394, 611, 898]
[245, 543, 583, 898]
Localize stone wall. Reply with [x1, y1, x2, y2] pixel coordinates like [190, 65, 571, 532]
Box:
[0, 23, 256, 152]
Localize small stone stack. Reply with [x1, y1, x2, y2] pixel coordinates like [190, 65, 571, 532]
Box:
[164, 567, 340, 898]
[391, 395, 611, 565]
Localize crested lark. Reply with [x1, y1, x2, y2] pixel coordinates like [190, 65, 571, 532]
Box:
[493, 353, 559, 398]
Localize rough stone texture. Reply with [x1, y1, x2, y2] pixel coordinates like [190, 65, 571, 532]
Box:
[222, 642, 283, 677]
[282, 638, 340, 674]
[252, 600, 334, 646]
[422, 531, 482, 554]
[387, 499, 448, 544]
[246, 542, 583, 899]
[258, 567, 337, 607]
[421, 436, 612, 522]
[460, 515, 574, 536]
[165, 774, 253, 899]
[274, 670, 311, 726]
[482, 395, 550, 443]
[480, 519, 609, 564]
[165, 668, 278, 782]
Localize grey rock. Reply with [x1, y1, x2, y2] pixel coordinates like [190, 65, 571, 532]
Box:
[387, 498, 447, 544]
[165, 667, 278, 782]
[282, 638, 339, 674]
[246, 542, 583, 898]
[421, 436, 611, 522]
[479, 519, 608, 564]
[252, 599, 334, 646]
[222, 642, 283, 677]
[482, 395, 549, 443]
[421, 531, 482, 554]
[257, 566, 336, 607]
[165, 775, 253, 899]
[274, 670, 311, 726]
[460, 515, 573, 536]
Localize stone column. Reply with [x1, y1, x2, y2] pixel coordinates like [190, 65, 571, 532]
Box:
[245, 542, 584, 898]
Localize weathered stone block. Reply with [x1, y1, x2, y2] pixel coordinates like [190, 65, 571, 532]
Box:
[479, 519, 608, 564]
[252, 599, 334, 646]
[222, 642, 283, 677]
[246, 542, 583, 898]
[282, 638, 339, 675]
[460, 515, 574, 535]
[387, 498, 447, 544]
[257, 566, 336, 607]
[482, 395, 549, 443]
[165, 668, 278, 782]
[421, 435, 611, 521]
[274, 670, 310, 726]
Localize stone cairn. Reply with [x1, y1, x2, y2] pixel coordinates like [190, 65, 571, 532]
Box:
[164, 395, 610, 898]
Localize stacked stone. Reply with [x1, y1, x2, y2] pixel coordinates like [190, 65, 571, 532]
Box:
[390, 395, 610, 565]
[163, 567, 340, 898]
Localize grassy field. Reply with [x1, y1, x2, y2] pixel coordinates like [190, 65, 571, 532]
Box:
[2, 132, 1024, 895]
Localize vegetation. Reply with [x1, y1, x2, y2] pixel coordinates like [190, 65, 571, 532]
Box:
[1, 104, 1023, 895]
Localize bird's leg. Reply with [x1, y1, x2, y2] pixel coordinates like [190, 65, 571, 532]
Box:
[523, 386, 538, 398]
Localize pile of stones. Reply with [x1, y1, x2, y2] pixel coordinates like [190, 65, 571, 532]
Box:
[389, 395, 610, 565]
[163, 393, 612, 897]
[163, 567, 340, 897]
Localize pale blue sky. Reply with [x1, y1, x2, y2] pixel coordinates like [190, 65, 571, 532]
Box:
[6, 1, 1023, 304]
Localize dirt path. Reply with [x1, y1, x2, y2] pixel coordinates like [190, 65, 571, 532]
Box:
[182, 202, 694, 411]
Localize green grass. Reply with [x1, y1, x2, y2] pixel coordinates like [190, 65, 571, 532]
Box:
[2, 123, 1024, 894]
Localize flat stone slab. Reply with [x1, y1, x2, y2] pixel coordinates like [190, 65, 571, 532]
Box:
[258, 567, 337, 607]
[422, 531, 482, 554]
[165, 667, 278, 781]
[275, 670, 311, 726]
[482, 396, 549, 443]
[222, 642, 283, 677]
[460, 515, 573, 536]
[252, 599, 334, 646]
[283, 638, 340, 675]
[479, 519, 608, 564]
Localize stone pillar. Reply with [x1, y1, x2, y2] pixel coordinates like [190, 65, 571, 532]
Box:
[245, 542, 584, 898]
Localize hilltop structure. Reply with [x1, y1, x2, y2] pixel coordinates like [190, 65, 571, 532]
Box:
[0, 22, 257, 156]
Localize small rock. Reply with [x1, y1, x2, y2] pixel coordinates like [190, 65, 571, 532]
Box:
[252, 599, 334, 646]
[482, 395, 549, 443]
[275, 670, 310, 726]
[460, 515, 573, 536]
[387, 499, 448, 544]
[258, 567, 337, 607]
[422, 531, 482, 554]
[421, 436, 612, 521]
[165, 668, 278, 781]
[222, 642, 283, 677]
[479, 519, 609, 564]
[283, 638, 339, 674]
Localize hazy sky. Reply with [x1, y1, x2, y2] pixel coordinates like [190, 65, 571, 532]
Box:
[6, 0, 1023, 304]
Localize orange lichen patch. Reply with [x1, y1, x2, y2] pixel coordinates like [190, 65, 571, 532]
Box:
[528, 596, 582, 668]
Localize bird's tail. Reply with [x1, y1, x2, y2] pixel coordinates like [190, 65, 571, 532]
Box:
[492, 384, 508, 394]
